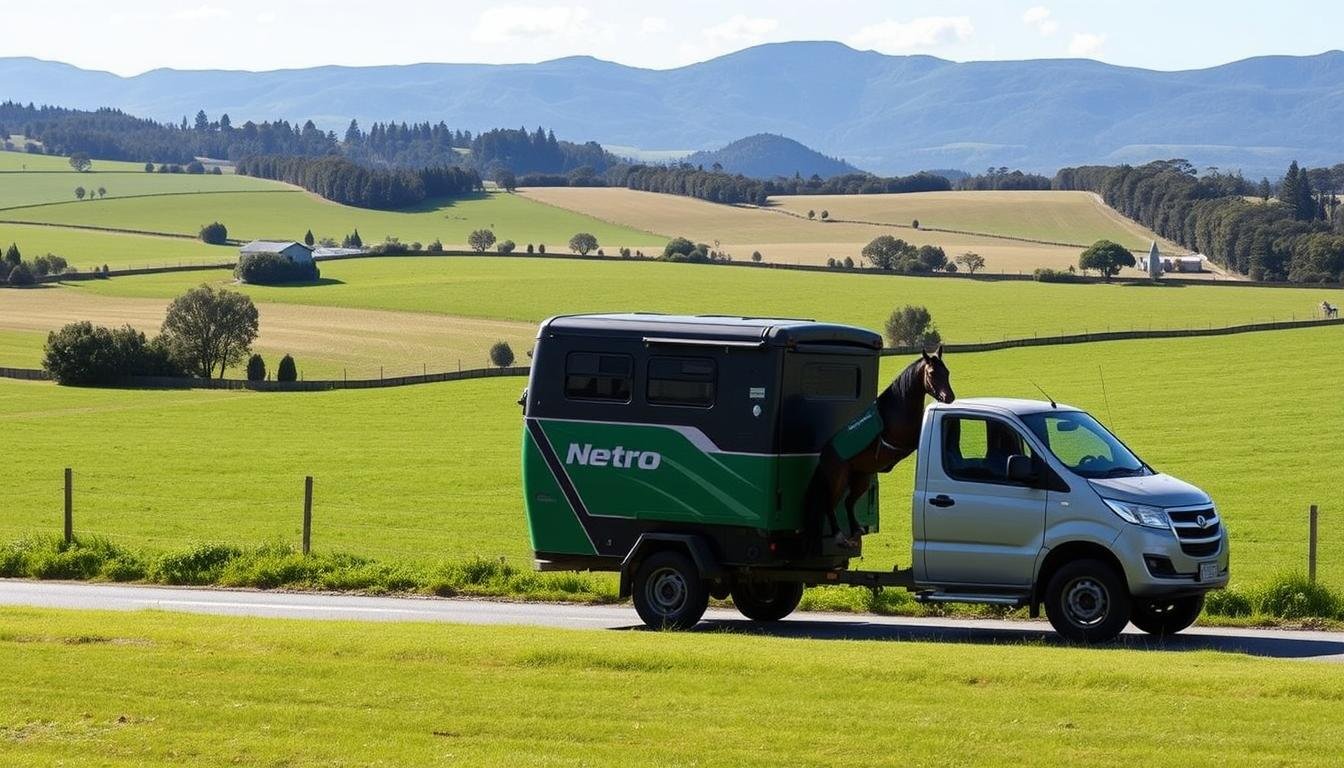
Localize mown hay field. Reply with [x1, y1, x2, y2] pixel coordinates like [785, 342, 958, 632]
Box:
[4, 607, 1342, 767]
[4, 326, 1340, 588]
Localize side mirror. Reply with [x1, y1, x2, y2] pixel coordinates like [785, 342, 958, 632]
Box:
[1006, 454, 1035, 482]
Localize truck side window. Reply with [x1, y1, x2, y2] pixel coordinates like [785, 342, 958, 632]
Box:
[802, 363, 860, 399]
[564, 352, 632, 402]
[942, 416, 1033, 484]
[647, 356, 716, 407]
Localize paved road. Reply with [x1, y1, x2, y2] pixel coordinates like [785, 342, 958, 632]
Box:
[4, 579, 1342, 662]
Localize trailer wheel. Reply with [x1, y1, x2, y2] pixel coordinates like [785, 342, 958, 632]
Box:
[1130, 595, 1204, 636]
[1044, 559, 1131, 643]
[632, 550, 709, 630]
[730, 579, 805, 622]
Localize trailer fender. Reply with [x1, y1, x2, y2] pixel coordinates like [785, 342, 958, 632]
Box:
[619, 534, 722, 600]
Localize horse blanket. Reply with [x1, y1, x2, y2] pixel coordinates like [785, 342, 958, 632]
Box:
[832, 404, 884, 461]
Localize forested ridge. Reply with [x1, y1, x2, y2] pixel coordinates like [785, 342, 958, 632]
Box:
[235, 156, 480, 210]
[1055, 160, 1344, 282]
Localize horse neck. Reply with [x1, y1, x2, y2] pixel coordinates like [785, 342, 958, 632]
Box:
[878, 361, 928, 436]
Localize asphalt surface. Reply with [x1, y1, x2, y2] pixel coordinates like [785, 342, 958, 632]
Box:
[4, 579, 1343, 662]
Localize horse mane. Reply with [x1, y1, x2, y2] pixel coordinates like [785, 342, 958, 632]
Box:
[878, 357, 924, 410]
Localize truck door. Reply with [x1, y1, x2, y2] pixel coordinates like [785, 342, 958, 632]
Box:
[919, 412, 1046, 586]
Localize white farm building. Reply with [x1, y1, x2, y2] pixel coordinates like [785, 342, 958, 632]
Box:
[239, 240, 314, 264]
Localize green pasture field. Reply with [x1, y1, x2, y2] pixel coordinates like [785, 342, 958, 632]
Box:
[4, 326, 1340, 588]
[0, 170, 280, 209]
[0, 149, 147, 173]
[2, 189, 664, 250]
[57, 256, 1337, 343]
[0, 222, 234, 269]
[3, 608, 1342, 767]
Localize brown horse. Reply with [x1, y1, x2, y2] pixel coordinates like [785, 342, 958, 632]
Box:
[806, 347, 955, 548]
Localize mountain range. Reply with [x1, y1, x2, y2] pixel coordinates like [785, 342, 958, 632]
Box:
[4, 42, 1344, 177]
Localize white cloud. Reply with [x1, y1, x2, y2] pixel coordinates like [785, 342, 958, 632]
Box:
[848, 16, 974, 54]
[172, 5, 230, 21]
[1068, 32, 1106, 57]
[703, 14, 779, 45]
[256, 11, 277, 25]
[1022, 6, 1058, 36]
[640, 16, 668, 36]
[471, 5, 594, 44]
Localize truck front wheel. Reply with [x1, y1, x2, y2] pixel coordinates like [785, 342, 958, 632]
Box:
[1130, 595, 1204, 636]
[730, 579, 804, 622]
[1044, 559, 1131, 643]
[632, 550, 709, 630]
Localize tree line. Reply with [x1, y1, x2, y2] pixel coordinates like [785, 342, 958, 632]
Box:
[1054, 159, 1344, 282]
[235, 156, 481, 210]
[605, 166, 951, 205]
[956, 167, 1053, 191]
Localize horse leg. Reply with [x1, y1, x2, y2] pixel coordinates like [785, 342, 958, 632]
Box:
[843, 472, 873, 541]
[806, 457, 847, 539]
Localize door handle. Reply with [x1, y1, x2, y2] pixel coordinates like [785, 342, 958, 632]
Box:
[929, 494, 955, 508]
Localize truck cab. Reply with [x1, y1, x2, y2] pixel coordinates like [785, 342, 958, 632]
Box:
[913, 398, 1229, 641]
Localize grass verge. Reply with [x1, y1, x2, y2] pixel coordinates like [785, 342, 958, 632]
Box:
[4, 535, 1341, 627]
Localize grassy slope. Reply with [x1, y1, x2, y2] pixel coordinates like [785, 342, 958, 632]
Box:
[0, 170, 278, 209]
[3, 189, 664, 250]
[0, 222, 234, 269]
[0, 149, 146, 172]
[4, 326, 1340, 587]
[2, 607, 1342, 767]
[58, 257, 1333, 342]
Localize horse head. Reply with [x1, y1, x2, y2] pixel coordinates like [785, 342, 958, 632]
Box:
[920, 345, 955, 403]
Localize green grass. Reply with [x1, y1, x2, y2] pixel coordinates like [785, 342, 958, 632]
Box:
[0, 329, 45, 367]
[0, 170, 280, 209]
[3, 607, 1343, 767]
[4, 326, 1341, 590]
[0, 148, 147, 172]
[3, 189, 664, 249]
[0, 222, 235, 269]
[58, 256, 1338, 343]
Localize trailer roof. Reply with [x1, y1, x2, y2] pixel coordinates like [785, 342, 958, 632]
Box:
[540, 313, 883, 349]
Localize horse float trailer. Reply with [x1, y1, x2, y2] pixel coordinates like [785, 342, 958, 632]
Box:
[519, 314, 1229, 642]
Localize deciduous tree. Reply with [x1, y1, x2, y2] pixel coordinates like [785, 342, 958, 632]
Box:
[159, 285, 260, 379]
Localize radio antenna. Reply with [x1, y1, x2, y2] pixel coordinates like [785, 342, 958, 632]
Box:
[1098, 366, 1114, 425]
[1030, 379, 1056, 409]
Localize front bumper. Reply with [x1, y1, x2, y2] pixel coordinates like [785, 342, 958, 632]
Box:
[1113, 524, 1230, 597]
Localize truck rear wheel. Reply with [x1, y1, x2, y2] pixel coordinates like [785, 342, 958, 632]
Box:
[1130, 595, 1204, 636]
[1044, 559, 1131, 643]
[632, 550, 709, 630]
[730, 579, 804, 622]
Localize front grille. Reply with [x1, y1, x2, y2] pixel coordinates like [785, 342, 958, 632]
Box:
[1168, 506, 1221, 557]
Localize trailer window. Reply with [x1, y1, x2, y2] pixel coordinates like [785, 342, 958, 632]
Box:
[647, 356, 716, 407]
[802, 363, 860, 399]
[565, 352, 632, 402]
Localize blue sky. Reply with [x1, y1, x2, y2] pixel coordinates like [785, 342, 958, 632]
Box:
[4, 0, 1340, 75]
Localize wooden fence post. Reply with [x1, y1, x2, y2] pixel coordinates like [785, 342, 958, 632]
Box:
[1308, 504, 1318, 583]
[64, 468, 73, 544]
[302, 476, 313, 555]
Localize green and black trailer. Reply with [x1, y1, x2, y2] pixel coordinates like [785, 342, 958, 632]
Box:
[520, 313, 905, 627]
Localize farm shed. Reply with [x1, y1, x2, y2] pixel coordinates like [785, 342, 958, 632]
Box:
[240, 240, 313, 264]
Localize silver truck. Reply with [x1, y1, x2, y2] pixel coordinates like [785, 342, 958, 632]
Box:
[909, 397, 1229, 642]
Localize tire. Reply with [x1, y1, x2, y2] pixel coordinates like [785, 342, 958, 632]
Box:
[631, 550, 709, 630]
[1044, 559, 1131, 643]
[730, 579, 805, 622]
[1130, 595, 1204, 636]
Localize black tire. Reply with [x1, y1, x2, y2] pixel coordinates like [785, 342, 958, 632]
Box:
[631, 550, 709, 630]
[730, 579, 805, 622]
[1130, 595, 1204, 636]
[1044, 559, 1131, 643]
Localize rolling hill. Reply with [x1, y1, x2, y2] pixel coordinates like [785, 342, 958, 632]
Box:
[4, 43, 1344, 175]
[681, 134, 863, 178]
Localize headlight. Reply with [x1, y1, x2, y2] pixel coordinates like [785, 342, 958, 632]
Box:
[1102, 498, 1170, 529]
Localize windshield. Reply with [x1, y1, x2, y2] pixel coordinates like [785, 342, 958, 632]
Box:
[1020, 410, 1149, 478]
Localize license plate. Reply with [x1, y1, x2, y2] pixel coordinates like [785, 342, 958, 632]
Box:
[1199, 561, 1220, 581]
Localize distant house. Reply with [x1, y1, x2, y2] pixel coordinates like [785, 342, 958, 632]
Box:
[239, 240, 313, 264]
[1159, 254, 1205, 273]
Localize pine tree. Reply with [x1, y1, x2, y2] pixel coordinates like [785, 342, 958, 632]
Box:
[4, 243, 20, 266]
[1279, 161, 1301, 214]
[304, 229, 315, 247]
[1258, 177, 1272, 201]
[1296, 166, 1316, 221]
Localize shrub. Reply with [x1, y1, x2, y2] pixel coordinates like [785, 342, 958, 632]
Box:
[235, 253, 319, 284]
[1033, 267, 1085, 283]
[661, 237, 711, 263]
[368, 237, 410, 256]
[945, 262, 959, 273]
[144, 162, 154, 172]
[246, 353, 266, 382]
[426, 238, 444, 253]
[807, 209, 816, 219]
[751, 250, 762, 262]
[468, 228, 496, 253]
[31, 253, 68, 276]
[912, 219, 920, 229]
[42, 321, 182, 385]
[884, 305, 942, 349]
[5, 262, 35, 286]
[151, 543, 243, 585]
[185, 160, 205, 174]
[538, 243, 546, 254]
[497, 240, 516, 254]
[526, 243, 535, 254]
[826, 257, 837, 268]
[1254, 573, 1342, 619]
[843, 256, 854, 269]
[276, 354, 298, 382]
[569, 232, 599, 255]
[489, 341, 515, 368]
[820, 210, 829, 220]
[199, 221, 228, 245]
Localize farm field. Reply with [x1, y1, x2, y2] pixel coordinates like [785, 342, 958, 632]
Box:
[0, 170, 278, 209]
[36, 256, 1334, 345]
[0, 289, 535, 378]
[4, 326, 1340, 588]
[0, 149, 147, 172]
[2, 189, 664, 253]
[519, 186, 1178, 273]
[6, 609, 1341, 768]
[0, 222, 233, 269]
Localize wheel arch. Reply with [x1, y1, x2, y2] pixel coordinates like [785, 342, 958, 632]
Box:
[1031, 540, 1127, 617]
[618, 533, 721, 600]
